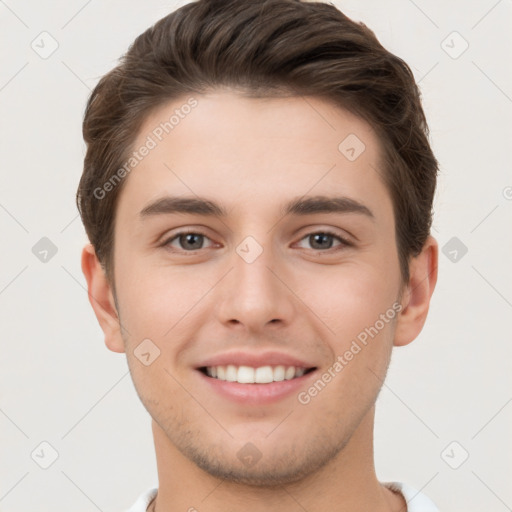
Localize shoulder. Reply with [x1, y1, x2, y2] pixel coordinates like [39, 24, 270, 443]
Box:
[124, 487, 158, 512]
[383, 481, 440, 512]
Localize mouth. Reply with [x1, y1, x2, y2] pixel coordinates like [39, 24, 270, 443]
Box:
[198, 365, 317, 384]
[194, 351, 319, 405]
[196, 364, 318, 405]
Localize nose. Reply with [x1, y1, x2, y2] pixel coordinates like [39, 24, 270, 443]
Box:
[215, 238, 296, 332]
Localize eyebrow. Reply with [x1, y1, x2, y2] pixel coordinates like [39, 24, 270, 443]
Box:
[139, 195, 374, 220]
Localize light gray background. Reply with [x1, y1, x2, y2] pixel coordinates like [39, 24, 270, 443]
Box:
[1, 1, 511, 511]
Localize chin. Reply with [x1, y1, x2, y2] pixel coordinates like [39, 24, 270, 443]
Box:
[175, 432, 348, 488]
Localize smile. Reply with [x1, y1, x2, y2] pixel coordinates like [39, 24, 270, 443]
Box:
[200, 365, 315, 384]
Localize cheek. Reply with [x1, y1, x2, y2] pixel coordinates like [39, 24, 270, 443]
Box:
[297, 269, 398, 415]
[114, 252, 192, 332]
[305, 264, 399, 400]
[310, 263, 400, 340]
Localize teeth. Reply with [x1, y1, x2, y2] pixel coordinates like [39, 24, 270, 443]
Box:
[273, 365, 285, 381]
[295, 368, 306, 378]
[238, 366, 255, 383]
[254, 366, 273, 383]
[226, 364, 237, 382]
[285, 366, 296, 380]
[204, 365, 309, 384]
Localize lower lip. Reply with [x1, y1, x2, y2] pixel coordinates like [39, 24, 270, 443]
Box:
[196, 369, 317, 405]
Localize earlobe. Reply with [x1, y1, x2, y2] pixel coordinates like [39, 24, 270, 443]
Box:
[393, 235, 438, 347]
[81, 243, 126, 353]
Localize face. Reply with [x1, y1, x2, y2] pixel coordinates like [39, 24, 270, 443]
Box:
[107, 91, 406, 485]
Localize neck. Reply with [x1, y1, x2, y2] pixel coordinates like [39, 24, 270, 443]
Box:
[149, 406, 405, 512]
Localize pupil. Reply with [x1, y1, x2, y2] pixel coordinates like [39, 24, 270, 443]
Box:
[312, 233, 332, 249]
[182, 233, 202, 250]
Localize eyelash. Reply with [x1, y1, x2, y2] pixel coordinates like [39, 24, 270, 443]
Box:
[160, 229, 353, 254]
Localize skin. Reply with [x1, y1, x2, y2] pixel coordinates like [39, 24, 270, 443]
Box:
[82, 91, 438, 512]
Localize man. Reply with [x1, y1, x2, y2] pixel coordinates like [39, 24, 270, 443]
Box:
[78, 1, 439, 510]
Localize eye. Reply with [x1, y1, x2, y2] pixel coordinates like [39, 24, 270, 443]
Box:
[160, 229, 352, 254]
[296, 231, 352, 251]
[162, 231, 215, 252]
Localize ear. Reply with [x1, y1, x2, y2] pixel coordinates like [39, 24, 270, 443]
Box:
[394, 235, 438, 347]
[81, 243, 125, 353]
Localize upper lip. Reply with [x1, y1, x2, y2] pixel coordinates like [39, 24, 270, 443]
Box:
[195, 350, 317, 369]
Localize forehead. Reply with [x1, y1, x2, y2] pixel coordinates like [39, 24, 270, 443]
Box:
[117, 91, 391, 223]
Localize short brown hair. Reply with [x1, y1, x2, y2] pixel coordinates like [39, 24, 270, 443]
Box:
[77, 0, 438, 286]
